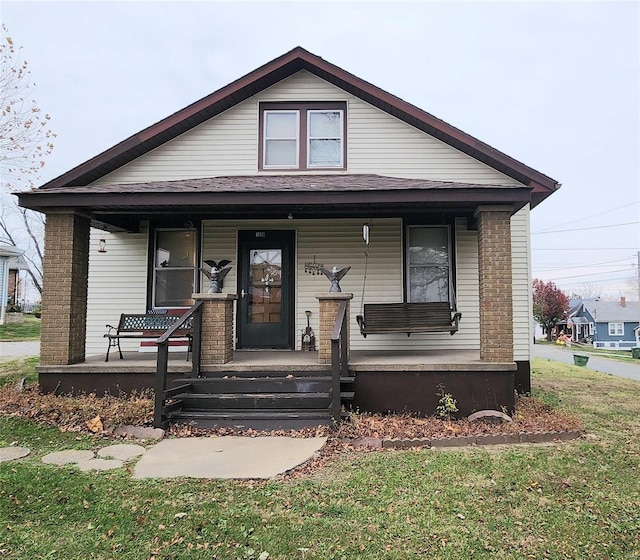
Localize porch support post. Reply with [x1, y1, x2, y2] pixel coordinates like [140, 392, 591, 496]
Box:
[192, 293, 237, 364]
[316, 292, 353, 365]
[40, 212, 90, 365]
[475, 206, 514, 363]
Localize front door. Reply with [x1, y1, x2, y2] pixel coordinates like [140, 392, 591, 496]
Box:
[237, 230, 295, 349]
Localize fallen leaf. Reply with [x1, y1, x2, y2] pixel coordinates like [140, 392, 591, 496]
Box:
[86, 415, 103, 433]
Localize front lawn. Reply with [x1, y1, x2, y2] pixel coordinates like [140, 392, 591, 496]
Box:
[0, 316, 41, 341]
[0, 358, 638, 559]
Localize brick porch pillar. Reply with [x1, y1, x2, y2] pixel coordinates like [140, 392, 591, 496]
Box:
[316, 293, 353, 365]
[193, 293, 237, 364]
[40, 213, 90, 365]
[475, 206, 514, 363]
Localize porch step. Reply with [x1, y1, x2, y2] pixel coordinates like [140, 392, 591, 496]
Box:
[176, 392, 331, 410]
[180, 376, 332, 394]
[197, 370, 331, 379]
[164, 371, 355, 430]
[169, 409, 332, 430]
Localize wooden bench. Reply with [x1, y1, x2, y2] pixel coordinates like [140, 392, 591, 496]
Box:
[104, 313, 193, 362]
[356, 302, 461, 337]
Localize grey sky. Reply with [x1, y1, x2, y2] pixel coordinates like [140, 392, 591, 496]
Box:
[2, 0, 639, 298]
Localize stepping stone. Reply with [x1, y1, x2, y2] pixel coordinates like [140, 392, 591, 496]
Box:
[77, 458, 123, 472]
[0, 446, 30, 463]
[113, 426, 165, 440]
[98, 444, 146, 462]
[42, 449, 94, 465]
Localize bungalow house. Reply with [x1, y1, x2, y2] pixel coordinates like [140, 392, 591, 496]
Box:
[568, 297, 640, 349]
[18, 47, 560, 429]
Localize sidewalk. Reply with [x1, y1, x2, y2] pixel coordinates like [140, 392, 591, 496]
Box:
[532, 343, 640, 382]
[0, 340, 40, 361]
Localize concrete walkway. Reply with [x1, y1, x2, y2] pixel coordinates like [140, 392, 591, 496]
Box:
[0, 340, 40, 360]
[532, 343, 640, 382]
[133, 436, 327, 479]
[0, 437, 327, 479]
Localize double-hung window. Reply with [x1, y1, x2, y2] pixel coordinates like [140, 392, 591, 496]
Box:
[260, 102, 346, 170]
[406, 225, 452, 303]
[608, 322, 624, 336]
[152, 229, 197, 309]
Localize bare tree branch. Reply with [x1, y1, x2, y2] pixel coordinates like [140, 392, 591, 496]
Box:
[0, 24, 56, 299]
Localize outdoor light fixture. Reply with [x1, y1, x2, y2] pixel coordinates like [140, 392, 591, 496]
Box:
[287, 212, 293, 220]
[98, 239, 107, 253]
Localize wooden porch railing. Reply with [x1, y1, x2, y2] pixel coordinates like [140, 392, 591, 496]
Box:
[330, 300, 349, 423]
[154, 301, 203, 428]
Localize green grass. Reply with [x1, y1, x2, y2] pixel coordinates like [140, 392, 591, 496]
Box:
[1, 359, 639, 559]
[0, 357, 38, 386]
[0, 316, 41, 341]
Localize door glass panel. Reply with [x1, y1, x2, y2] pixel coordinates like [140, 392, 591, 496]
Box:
[249, 249, 282, 324]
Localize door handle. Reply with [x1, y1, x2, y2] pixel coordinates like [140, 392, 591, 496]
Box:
[241, 289, 247, 298]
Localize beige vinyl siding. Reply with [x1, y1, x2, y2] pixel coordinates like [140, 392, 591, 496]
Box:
[85, 228, 149, 357]
[202, 218, 479, 352]
[454, 219, 480, 348]
[94, 71, 520, 186]
[511, 205, 532, 361]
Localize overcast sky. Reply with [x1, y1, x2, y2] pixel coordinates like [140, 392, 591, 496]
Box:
[2, 0, 639, 299]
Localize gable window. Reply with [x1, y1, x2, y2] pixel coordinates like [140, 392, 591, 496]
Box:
[260, 102, 346, 170]
[608, 322, 624, 336]
[406, 225, 451, 303]
[152, 229, 197, 308]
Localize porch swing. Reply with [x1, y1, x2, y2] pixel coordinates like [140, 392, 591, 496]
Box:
[355, 224, 462, 338]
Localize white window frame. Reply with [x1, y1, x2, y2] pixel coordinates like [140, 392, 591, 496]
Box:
[405, 225, 452, 304]
[608, 322, 624, 336]
[307, 109, 344, 168]
[262, 110, 300, 169]
[152, 228, 197, 310]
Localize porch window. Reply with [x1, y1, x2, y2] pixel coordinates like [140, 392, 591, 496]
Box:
[608, 322, 624, 336]
[153, 229, 197, 308]
[260, 102, 346, 170]
[406, 226, 451, 303]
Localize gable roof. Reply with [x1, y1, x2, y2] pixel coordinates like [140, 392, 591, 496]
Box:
[35, 47, 559, 206]
[579, 299, 640, 323]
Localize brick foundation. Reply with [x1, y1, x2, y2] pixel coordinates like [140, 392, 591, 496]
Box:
[40, 213, 90, 365]
[193, 293, 237, 364]
[475, 207, 514, 362]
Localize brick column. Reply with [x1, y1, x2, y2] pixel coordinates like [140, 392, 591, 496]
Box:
[40, 213, 90, 365]
[316, 293, 353, 365]
[193, 293, 237, 364]
[475, 206, 514, 363]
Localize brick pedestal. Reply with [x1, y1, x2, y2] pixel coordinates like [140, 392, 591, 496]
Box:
[193, 293, 237, 364]
[475, 206, 514, 363]
[316, 293, 353, 364]
[40, 213, 90, 365]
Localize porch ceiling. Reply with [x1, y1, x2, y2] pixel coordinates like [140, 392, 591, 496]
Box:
[19, 174, 533, 232]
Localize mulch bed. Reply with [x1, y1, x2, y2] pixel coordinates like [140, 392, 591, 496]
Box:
[0, 382, 584, 477]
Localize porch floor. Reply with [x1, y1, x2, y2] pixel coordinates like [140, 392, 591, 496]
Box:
[38, 349, 514, 374]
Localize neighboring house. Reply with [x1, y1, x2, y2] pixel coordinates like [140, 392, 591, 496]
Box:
[18, 47, 560, 427]
[0, 244, 26, 324]
[568, 297, 640, 349]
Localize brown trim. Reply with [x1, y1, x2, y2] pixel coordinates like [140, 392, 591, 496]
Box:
[36, 47, 559, 203]
[258, 102, 347, 171]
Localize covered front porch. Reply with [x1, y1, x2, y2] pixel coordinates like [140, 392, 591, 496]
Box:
[37, 346, 516, 424]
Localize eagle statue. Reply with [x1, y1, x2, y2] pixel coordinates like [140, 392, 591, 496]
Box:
[320, 265, 351, 293]
[202, 259, 232, 293]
